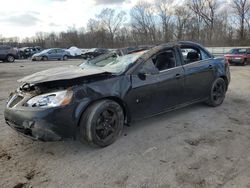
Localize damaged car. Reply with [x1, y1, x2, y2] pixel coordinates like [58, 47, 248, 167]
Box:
[4, 41, 230, 147]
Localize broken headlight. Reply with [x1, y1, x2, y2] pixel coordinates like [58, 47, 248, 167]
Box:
[26, 90, 73, 108]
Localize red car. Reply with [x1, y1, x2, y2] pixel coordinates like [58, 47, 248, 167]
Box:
[224, 48, 250, 66]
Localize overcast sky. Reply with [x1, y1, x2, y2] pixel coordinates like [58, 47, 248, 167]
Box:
[0, 0, 155, 39]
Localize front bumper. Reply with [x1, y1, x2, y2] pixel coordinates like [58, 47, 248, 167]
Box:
[227, 58, 244, 64]
[4, 93, 78, 141]
[31, 56, 42, 61]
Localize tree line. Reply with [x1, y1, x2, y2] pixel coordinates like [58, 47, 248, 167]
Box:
[0, 0, 250, 48]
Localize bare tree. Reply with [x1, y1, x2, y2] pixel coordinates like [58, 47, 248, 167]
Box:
[97, 8, 126, 47]
[232, 0, 250, 42]
[156, 0, 174, 42]
[175, 6, 191, 40]
[188, 0, 219, 43]
[130, 1, 157, 44]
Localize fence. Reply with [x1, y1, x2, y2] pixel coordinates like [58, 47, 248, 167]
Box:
[206, 46, 250, 57]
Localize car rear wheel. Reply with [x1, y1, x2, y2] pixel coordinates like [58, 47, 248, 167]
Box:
[79, 100, 124, 147]
[206, 78, 226, 107]
[63, 55, 68, 61]
[42, 56, 48, 61]
[6, 55, 15, 63]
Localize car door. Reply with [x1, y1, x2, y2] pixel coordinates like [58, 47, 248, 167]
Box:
[180, 46, 215, 101]
[56, 49, 63, 59]
[48, 49, 57, 59]
[151, 48, 185, 113]
[125, 59, 159, 120]
[125, 48, 185, 120]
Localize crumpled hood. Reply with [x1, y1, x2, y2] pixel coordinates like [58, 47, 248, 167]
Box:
[18, 66, 107, 84]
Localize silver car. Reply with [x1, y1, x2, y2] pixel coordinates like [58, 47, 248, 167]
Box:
[31, 48, 70, 61]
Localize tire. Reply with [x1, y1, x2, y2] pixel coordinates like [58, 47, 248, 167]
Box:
[206, 78, 226, 107]
[63, 55, 68, 61]
[242, 60, 247, 66]
[42, 56, 48, 61]
[6, 55, 15, 63]
[79, 100, 124, 147]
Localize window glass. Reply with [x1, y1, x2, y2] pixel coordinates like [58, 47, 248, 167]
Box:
[200, 49, 210, 60]
[152, 49, 176, 71]
[140, 59, 159, 75]
[180, 47, 201, 64]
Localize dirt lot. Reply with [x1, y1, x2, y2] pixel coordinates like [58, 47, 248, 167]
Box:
[0, 60, 250, 188]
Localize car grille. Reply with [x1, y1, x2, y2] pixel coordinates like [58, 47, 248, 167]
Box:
[8, 95, 24, 108]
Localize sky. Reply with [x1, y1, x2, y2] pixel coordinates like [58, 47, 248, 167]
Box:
[0, 0, 155, 39]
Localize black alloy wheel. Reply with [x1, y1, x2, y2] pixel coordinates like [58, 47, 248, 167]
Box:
[79, 100, 124, 147]
[206, 78, 226, 107]
[95, 108, 118, 142]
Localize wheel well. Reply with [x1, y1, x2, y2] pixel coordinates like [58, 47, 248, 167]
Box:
[6, 54, 14, 58]
[77, 97, 130, 127]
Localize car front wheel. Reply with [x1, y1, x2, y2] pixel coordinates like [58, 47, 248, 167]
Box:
[42, 56, 48, 61]
[79, 100, 124, 147]
[6, 55, 15, 62]
[206, 78, 226, 107]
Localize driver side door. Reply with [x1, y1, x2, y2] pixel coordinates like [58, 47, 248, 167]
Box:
[125, 59, 160, 120]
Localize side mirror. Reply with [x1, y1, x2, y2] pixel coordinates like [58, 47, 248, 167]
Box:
[138, 70, 147, 80]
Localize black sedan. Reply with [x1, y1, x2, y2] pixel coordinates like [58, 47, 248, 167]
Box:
[4, 41, 230, 147]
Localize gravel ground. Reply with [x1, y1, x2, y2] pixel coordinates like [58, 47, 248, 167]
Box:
[0, 60, 250, 188]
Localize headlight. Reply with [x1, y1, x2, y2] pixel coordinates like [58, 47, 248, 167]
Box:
[26, 90, 73, 108]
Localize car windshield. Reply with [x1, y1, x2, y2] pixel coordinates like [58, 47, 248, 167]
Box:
[229, 49, 246, 54]
[79, 51, 146, 74]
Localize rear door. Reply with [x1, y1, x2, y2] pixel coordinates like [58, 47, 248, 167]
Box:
[179, 45, 215, 101]
[0, 46, 10, 59]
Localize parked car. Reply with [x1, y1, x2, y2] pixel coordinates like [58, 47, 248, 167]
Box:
[81, 48, 109, 59]
[66, 46, 82, 57]
[0, 45, 19, 62]
[19, 46, 42, 59]
[31, 48, 70, 61]
[224, 48, 250, 66]
[4, 41, 230, 147]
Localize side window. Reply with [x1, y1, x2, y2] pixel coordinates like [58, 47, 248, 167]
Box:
[140, 59, 159, 75]
[50, 49, 56, 54]
[200, 49, 211, 60]
[181, 47, 201, 64]
[152, 49, 176, 71]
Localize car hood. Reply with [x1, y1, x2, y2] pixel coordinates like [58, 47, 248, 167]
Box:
[33, 52, 44, 56]
[18, 65, 107, 84]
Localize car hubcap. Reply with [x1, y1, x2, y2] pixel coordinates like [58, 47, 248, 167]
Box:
[212, 81, 225, 103]
[95, 108, 118, 141]
[8, 56, 14, 62]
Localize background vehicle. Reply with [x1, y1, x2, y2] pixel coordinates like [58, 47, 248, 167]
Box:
[81, 48, 109, 59]
[19, 46, 42, 59]
[224, 48, 250, 66]
[66, 46, 82, 58]
[31, 48, 70, 61]
[4, 41, 230, 147]
[0, 45, 19, 62]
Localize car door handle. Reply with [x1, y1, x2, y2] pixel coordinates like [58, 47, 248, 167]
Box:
[175, 74, 182, 79]
[208, 65, 213, 69]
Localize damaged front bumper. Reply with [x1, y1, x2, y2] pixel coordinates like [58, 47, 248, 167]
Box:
[4, 92, 78, 141]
